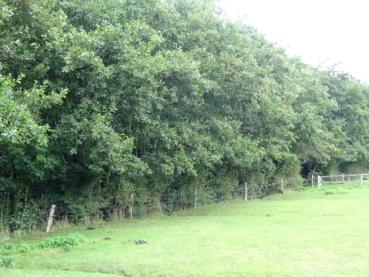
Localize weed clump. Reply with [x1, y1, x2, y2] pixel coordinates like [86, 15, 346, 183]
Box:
[0, 243, 32, 254]
[38, 233, 88, 249]
[0, 233, 88, 258]
[0, 256, 16, 268]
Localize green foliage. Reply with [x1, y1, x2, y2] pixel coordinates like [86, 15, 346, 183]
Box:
[0, 243, 32, 254]
[0, 233, 86, 260]
[1, 0, 369, 230]
[37, 233, 88, 249]
[0, 255, 15, 268]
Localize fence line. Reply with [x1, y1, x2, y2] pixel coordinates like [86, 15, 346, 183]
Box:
[1, 180, 294, 233]
[316, 173, 369, 187]
[50, 183, 268, 223]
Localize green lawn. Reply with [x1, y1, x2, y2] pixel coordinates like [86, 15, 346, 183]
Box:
[2, 185, 369, 276]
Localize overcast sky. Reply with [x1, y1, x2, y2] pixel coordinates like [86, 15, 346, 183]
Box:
[217, 0, 369, 83]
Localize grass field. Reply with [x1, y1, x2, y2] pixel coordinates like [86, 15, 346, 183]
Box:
[2, 184, 369, 276]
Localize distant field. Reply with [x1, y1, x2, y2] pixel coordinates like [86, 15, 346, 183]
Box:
[2, 184, 369, 277]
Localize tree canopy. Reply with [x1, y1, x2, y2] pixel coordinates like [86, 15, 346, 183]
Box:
[1, 0, 369, 231]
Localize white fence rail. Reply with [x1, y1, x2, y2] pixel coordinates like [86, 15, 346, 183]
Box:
[317, 174, 369, 187]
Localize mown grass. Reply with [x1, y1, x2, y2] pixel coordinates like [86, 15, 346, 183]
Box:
[2, 184, 369, 276]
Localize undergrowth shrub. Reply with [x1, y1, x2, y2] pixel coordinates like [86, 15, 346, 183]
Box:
[4, 201, 49, 233]
[64, 199, 102, 223]
[0, 243, 32, 254]
[0, 256, 16, 268]
[0, 233, 87, 264]
[37, 233, 88, 249]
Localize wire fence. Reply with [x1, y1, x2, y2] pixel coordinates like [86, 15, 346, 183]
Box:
[7, 174, 368, 234]
[1, 179, 293, 233]
[52, 184, 260, 223]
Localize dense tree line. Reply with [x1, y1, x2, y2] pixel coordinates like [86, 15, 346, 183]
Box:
[1, 0, 369, 231]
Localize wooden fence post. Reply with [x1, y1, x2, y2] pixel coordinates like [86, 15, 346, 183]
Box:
[194, 189, 198, 209]
[311, 175, 314, 187]
[244, 182, 248, 201]
[46, 204, 56, 233]
[129, 193, 134, 219]
[281, 179, 285, 194]
[318, 176, 322, 188]
[361, 174, 363, 184]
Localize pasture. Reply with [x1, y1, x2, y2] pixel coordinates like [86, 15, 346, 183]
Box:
[2, 184, 369, 276]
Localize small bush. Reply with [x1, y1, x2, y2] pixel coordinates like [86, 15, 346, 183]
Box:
[0, 233, 87, 256]
[0, 256, 16, 268]
[0, 243, 32, 254]
[5, 201, 48, 232]
[37, 233, 88, 249]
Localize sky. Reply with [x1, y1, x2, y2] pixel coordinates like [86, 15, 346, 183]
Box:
[217, 0, 369, 83]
